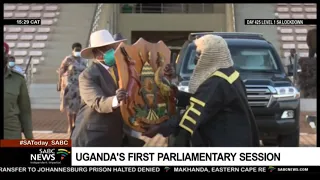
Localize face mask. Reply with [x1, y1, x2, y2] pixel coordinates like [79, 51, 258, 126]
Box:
[74, 52, 81, 57]
[102, 49, 115, 66]
[8, 61, 15, 67]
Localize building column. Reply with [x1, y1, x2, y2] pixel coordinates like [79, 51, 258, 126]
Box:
[112, 4, 121, 34]
[225, 4, 235, 32]
[97, 4, 118, 34]
[98, 5, 108, 31]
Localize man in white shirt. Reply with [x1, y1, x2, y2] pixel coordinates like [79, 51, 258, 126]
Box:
[286, 49, 300, 82]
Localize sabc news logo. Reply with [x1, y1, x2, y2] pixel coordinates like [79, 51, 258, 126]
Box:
[57, 149, 71, 160]
[268, 166, 276, 172]
[30, 148, 71, 163]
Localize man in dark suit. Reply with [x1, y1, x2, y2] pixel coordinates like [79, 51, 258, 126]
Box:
[306, 28, 316, 58]
[71, 30, 144, 147]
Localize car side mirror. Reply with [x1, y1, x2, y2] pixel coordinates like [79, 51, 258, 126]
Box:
[172, 61, 176, 71]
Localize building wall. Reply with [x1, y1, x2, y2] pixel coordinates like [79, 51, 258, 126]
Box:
[275, 3, 316, 58]
[234, 4, 280, 55]
[235, 3, 316, 66]
[118, 14, 226, 44]
[131, 4, 225, 14]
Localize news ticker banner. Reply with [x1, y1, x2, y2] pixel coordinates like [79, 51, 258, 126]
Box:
[1, 166, 319, 173]
[244, 19, 317, 25]
[4, 18, 316, 26]
[3, 19, 42, 25]
[1, 140, 320, 167]
[72, 147, 320, 166]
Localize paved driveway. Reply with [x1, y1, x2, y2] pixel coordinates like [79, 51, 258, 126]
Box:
[32, 132, 316, 147]
[31, 110, 316, 147]
[32, 110, 317, 134]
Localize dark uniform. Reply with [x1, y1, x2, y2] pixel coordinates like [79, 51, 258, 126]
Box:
[162, 67, 260, 147]
[4, 68, 33, 139]
[306, 28, 316, 58]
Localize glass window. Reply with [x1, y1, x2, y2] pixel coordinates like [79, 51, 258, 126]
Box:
[231, 48, 278, 71]
[181, 43, 280, 75]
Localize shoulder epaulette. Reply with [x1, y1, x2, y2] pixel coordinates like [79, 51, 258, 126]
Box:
[210, 70, 239, 84]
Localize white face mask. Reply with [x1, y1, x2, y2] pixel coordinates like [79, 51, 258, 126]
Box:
[74, 52, 81, 57]
[8, 61, 15, 67]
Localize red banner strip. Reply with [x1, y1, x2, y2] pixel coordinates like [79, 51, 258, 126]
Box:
[0, 139, 71, 148]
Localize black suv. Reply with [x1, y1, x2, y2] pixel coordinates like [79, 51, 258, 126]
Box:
[174, 32, 301, 147]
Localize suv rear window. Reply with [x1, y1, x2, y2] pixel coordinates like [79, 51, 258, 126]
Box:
[181, 43, 281, 75]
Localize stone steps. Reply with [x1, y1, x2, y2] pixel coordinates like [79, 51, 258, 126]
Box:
[33, 4, 96, 84]
[300, 98, 317, 112]
[30, 83, 60, 110]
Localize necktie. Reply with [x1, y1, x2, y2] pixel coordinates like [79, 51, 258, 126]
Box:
[109, 67, 117, 86]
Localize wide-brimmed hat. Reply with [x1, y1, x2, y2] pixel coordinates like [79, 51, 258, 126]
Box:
[4, 42, 9, 54]
[81, 30, 127, 59]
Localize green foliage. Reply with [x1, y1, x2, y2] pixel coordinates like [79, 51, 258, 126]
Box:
[134, 106, 148, 118]
[156, 106, 166, 117]
[134, 105, 167, 119]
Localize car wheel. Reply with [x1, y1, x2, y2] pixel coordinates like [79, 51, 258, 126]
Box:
[278, 129, 300, 147]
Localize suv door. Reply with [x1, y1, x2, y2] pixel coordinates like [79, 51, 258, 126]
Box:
[175, 41, 191, 78]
